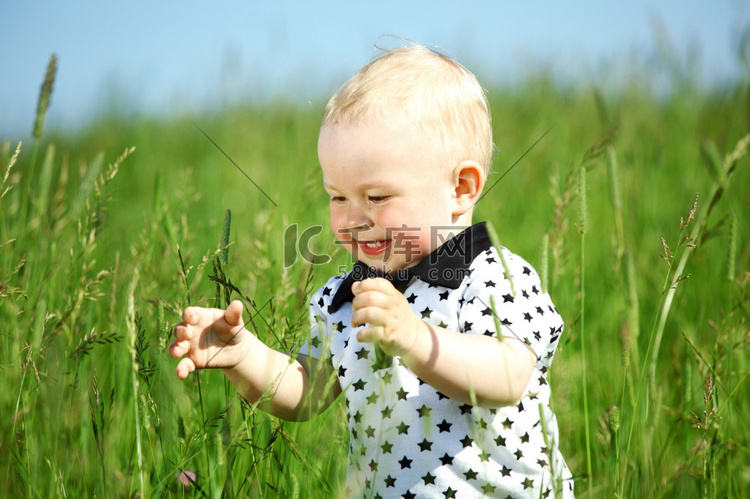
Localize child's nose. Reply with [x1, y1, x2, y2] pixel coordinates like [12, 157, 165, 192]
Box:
[346, 201, 372, 229]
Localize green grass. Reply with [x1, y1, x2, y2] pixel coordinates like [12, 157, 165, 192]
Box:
[1, 56, 749, 497]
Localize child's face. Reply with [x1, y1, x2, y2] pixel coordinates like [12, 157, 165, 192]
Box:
[318, 115, 465, 274]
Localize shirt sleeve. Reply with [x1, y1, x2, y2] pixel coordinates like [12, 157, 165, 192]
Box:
[458, 247, 563, 363]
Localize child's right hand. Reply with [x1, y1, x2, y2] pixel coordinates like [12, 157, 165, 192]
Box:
[169, 300, 248, 380]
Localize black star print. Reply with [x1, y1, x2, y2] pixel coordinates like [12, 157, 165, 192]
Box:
[439, 290, 449, 301]
[418, 438, 433, 452]
[384, 475, 396, 487]
[396, 421, 410, 434]
[437, 419, 452, 432]
[534, 330, 541, 341]
[483, 329, 493, 336]
[500, 465, 512, 477]
[536, 306, 544, 315]
[317, 297, 324, 308]
[338, 365, 347, 378]
[369, 460, 378, 471]
[460, 435, 473, 447]
[517, 400, 525, 412]
[485, 280, 496, 287]
[311, 336, 321, 348]
[352, 411, 362, 424]
[395, 387, 408, 400]
[477, 419, 488, 429]
[439, 453, 454, 466]
[495, 434, 506, 446]
[464, 468, 478, 480]
[481, 483, 497, 495]
[502, 417, 513, 429]
[532, 285, 539, 294]
[537, 457, 548, 467]
[356, 347, 369, 360]
[334, 320, 345, 332]
[398, 456, 412, 469]
[443, 487, 457, 498]
[522, 477, 534, 489]
[403, 492, 416, 499]
[514, 448, 524, 460]
[522, 289, 529, 299]
[459, 404, 472, 415]
[523, 266, 531, 275]
[486, 257, 497, 264]
[523, 312, 532, 322]
[365, 426, 375, 438]
[381, 406, 392, 419]
[481, 307, 493, 316]
[406, 293, 417, 304]
[381, 441, 392, 453]
[366, 392, 378, 405]
[502, 293, 514, 303]
[352, 379, 366, 391]
[417, 405, 431, 418]
[521, 432, 530, 443]
[322, 286, 331, 296]
[420, 307, 433, 319]
[538, 375, 548, 386]
[463, 320, 473, 331]
[422, 472, 436, 485]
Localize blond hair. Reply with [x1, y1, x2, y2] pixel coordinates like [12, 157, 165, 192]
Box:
[322, 43, 493, 176]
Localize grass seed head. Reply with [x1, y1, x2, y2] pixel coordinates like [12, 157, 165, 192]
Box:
[33, 54, 58, 139]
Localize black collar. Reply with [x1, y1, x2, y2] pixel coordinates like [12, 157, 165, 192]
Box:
[328, 222, 492, 313]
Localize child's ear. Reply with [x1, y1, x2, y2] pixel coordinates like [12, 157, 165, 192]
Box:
[451, 160, 485, 218]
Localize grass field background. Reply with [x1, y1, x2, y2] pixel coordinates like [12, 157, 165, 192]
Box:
[1, 55, 749, 497]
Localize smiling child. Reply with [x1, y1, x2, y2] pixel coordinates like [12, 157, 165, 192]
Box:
[170, 43, 573, 498]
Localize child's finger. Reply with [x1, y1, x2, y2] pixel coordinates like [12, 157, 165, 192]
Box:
[355, 325, 385, 344]
[224, 300, 244, 327]
[176, 357, 196, 380]
[182, 306, 204, 325]
[173, 323, 192, 341]
[352, 277, 393, 295]
[168, 339, 189, 359]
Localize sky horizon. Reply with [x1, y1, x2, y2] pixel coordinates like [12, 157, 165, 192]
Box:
[2, 1, 748, 139]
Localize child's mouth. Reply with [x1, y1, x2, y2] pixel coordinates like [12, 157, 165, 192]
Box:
[358, 239, 391, 257]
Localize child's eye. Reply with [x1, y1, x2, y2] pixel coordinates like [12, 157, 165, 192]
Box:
[331, 196, 347, 204]
[368, 195, 390, 204]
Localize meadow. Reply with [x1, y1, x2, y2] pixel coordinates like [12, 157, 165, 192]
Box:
[1, 55, 748, 498]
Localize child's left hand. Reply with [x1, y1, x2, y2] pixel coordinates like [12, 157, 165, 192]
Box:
[351, 277, 422, 357]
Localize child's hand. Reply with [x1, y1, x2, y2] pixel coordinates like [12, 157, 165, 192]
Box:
[169, 300, 249, 380]
[351, 278, 422, 357]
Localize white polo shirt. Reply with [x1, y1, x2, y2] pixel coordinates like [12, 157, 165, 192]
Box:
[302, 223, 574, 498]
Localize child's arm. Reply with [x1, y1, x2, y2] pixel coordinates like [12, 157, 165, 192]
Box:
[351, 278, 536, 408]
[169, 300, 339, 421]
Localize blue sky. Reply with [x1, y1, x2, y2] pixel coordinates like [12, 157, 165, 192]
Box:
[1, 1, 747, 138]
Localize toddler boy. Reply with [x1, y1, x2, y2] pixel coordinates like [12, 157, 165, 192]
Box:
[170, 43, 573, 498]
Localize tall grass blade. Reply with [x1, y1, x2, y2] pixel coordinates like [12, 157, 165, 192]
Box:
[35, 144, 55, 222]
[126, 268, 146, 497]
[577, 164, 592, 494]
[726, 212, 737, 281]
[220, 209, 231, 265]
